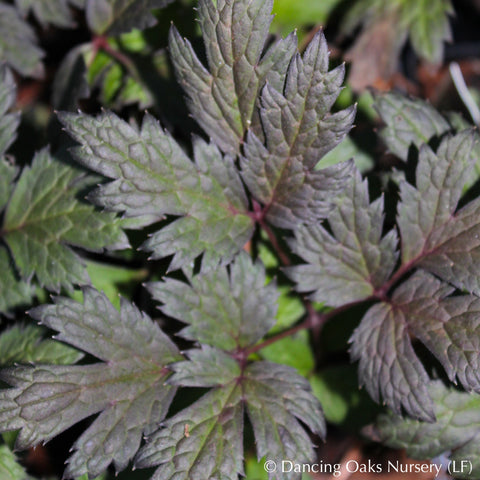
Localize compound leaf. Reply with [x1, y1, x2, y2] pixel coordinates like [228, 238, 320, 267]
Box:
[0, 288, 181, 479]
[286, 168, 398, 306]
[86, 0, 173, 36]
[0, 324, 83, 366]
[375, 91, 450, 160]
[0, 66, 20, 158]
[169, 0, 297, 154]
[397, 131, 480, 294]
[136, 361, 324, 480]
[391, 270, 480, 394]
[2, 149, 129, 292]
[60, 111, 254, 271]
[241, 31, 356, 228]
[141, 254, 323, 479]
[14, 0, 85, 28]
[147, 253, 278, 350]
[349, 301, 434, 422]
[351, 267, 480, 421]
[371, 380, 480, 478]
[0, 4, 44, 78]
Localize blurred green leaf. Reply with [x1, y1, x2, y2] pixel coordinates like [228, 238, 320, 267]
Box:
[318, 134, 374, 173]
[85, 38, 164, 110]
[75, 472, 107, 480]
[245, 455, 268, 480]
[310, 364, 381, 428]
[0, 324, 83, 366]
[271, 0, 342, 35]
[0, 444, 26, 480]
[257, 241, 306, 331]
[72, 260, 147, 308]
[259, 331, 314, 377]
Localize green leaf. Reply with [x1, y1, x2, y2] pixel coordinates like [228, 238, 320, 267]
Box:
[371, 380, 480, 479]
[349, 301, 434, 421]
[2, 149, 130, 291]
[85, 37, 155, 110]
[310, 365, 380, 427]
[397, 130, 480, 294]
[72, 260, 147, 309]
[241, 31, 356, 228]
[0, 66, 20, 158]
[0, 324, 83, 366]
[375, 91, 450, 160]
[259, 331, 314, 377]
[319, 134, 375, 173]
[0, 3, 44, 78]
[271, 0, 342, 34]
[75, 473, 106, 480]
[286, 168, 398, 306]
[403, 0, 453, 64]
[256, 240, 305, 330]
[136, 361, 324, 480]
[147, 253, 278, 350]
[0, 444, 26, 480]
[0, 288, 181, 479]
[0, 246, 35, 315]
[14, 0, 84, 28]
[245, 455, 269, 480]
[169, 0, 297, 154]
[85, 0, 173, 36]
[60, 112, 254, 271]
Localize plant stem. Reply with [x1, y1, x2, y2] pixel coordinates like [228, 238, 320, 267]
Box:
[244, 296, 372, 356]
[91, 35, 143, 85]
[248, 204, 420, 357]
[258, 217, 292, 266]
[245, 319, 310, 356]
[372, 256, 421, 299]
